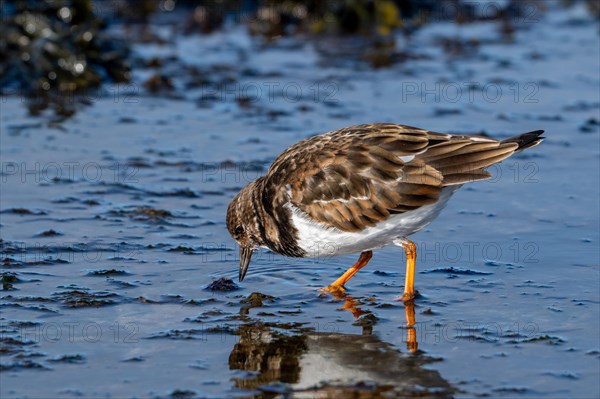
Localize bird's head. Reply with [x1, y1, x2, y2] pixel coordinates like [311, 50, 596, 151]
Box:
[226, 179, 264, 282]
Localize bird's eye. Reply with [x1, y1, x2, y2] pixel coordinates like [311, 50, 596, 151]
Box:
[235, 226, 244, 235]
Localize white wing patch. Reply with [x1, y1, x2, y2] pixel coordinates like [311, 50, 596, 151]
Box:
[311, 195, 370, 204]
[468, 136, 496, 142]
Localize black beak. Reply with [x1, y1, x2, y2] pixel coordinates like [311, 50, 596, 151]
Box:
[239, 246, 253, 282]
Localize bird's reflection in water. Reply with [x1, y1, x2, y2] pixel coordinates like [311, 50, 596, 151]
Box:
[337, 294, 419, 352]
[229, 296, 453, 398]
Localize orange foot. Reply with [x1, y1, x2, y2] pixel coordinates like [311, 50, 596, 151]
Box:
[396, 290, 419, 302]
[319, 284, 347, 298]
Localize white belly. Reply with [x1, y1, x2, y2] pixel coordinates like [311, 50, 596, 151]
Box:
[290, 186, 460, 257]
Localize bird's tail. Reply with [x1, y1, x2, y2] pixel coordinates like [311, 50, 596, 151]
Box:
[501, 130, 545, 152]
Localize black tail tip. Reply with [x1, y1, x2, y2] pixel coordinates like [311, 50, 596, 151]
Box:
[501, 130, 545, 152]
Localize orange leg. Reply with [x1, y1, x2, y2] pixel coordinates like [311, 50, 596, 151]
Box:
[324, 251, 373, 294]
[399, 239, 417, 301]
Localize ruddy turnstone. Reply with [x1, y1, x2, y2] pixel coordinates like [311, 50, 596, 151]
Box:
[227, 124, 544, 300]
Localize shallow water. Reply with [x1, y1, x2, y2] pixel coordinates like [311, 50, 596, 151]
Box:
[1, 4, 599, 399]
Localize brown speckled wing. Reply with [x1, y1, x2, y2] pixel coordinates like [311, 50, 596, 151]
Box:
[264, 124, 520, 233]
[417, 136, 518, 184]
